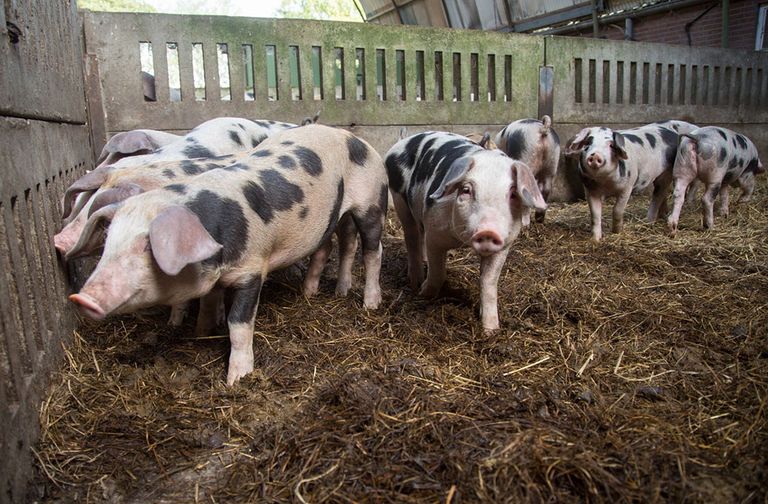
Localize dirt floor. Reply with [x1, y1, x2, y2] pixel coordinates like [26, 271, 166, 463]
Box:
[33, 183, 767, 503]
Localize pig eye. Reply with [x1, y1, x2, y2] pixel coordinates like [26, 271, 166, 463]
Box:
[459, 184, 472, 197]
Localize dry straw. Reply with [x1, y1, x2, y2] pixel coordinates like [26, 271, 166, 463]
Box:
[34, 183, 767, 502]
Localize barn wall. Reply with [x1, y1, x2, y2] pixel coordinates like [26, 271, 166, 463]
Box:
[0, 1, 92, 502]
[82, 11, 768, 203]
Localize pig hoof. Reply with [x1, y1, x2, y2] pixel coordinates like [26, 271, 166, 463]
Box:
[226, 362, 254, 386]
[419, 283, 441, 298]
[335, 279, 352, 297]
[363, 290, 382, 309]
[303, 283, 320, 297]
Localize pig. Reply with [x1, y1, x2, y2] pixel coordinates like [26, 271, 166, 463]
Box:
[59, 117, 302, 246]
[565, 123, 681, 241]
[385, 132, 546, 331]
[667, 126, 763, 234]
[68, 125, 388, 385]
[495, 115, 560, 223]
[95, 129, 181, 168]
[465, 132, 497, 150]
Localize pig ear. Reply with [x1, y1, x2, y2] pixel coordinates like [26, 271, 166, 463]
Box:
[611, 131, 628, 160]
[429, 157, 475, 201]
[510, 161, 547, 211]
[565, 129, 591, 157]
[62, 167, 111, 219]
[65, 205, 118, 260]
[88, 183, 144, 217]
[103, 130, 159, 157]
[149, 206, 222, 276]
[479, 132, 492, 149]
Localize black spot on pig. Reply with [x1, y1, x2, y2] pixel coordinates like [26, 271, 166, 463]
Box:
[251, 150, 272, 158]
[549, 129, 560, 145]
[735, 134, 748, 150]
[278, 155, 296, 169]
[519, 118, 538, 124]
[645, 133, 657, 148]
[183, 143, 215, 159]
[211, 154, 235, 161]
[715, 128, 728, 141]
[181, 160, 204, 175]
[299, 206, 309, 219]
[185, 137, 195, 142]
[294, 147, 323, 176]
[162, 169, 176, 179]
[352, 185, 387, 251]
[347, 136, 369, 166]
[242, 170, 305, 223]
[658, 128, 678, 169]
[745, 157, 760, 174]
[318, 179, 345, 245]
[398, 133, 429, 170]
[205, 162, 223, 170]
[251, 134, 267, 148]
[718, 147, 728, 163]
[164, 184, 187, 194]
[228, 130, 243, 147]
[237, 123, 246, 131]
[222, 163, 249, 172]
[728, 157, 739, 170]
[623, 133, 644, 145]
[227, 275, 263, 325]
[254, 120, 269, 128]
[385, 153, 405, 194]
[503, 130, 527, 159]
[618, 160, 627, 178]
[281, 140, 294, 146]
[186, 190, 248, 266]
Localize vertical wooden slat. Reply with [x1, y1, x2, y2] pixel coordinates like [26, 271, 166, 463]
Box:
[252, 40, 268, 103]
[323, 44, 335, 102]
[203, 41, 220, 101]
[276, 43, 291, 102]
[344, 46, 356, 103]
[228, 41, 244, 104]
[300, 45, 314, 103]
[151, 37, 170, 102]
[177, 38, 195, 103]
[385, 48, 397, 102]
[17, 192, 49, 354]
[443, 51, 454, 102]
[477, 51, 488, 102]
[461, 52, 471, 102]
[364, 46, 377, 102]
[0, 203, 24, 405]
[424, 50, 435, 102]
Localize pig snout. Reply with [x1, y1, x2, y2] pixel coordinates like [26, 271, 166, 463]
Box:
[586, 152, 604, 169]
[471, 230, 504, 256]
[53, 232, 73, 255]
[69, 292, 107, 320]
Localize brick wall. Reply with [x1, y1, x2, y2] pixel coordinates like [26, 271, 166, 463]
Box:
[567, 0, 761, 51]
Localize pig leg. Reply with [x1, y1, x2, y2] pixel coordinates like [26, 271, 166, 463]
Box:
[168, 302, 188, 326]
[611, 190, 631, 235]
[419, 234, 448, 298]
[479, 248, 511, 331]
[586, 189, 603, 241]
[718, 185, 730, 217]
[303, 239, 332, 297]
[335, 214, 358, 297]
[195, 289, 224, 337]
[226, 276, 263, 386]
[648, 173, 672, 223]
[521, 208, 531, 228]
[351, 206, 384, 309]
[701, 182, 720, 229]
[667, 175, 695, 235]
[393, 194, 424, 290]
[737, 173, 755, 203]
[535, 179, 552, 223]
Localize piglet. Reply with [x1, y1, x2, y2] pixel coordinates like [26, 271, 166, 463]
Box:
[385, 132, 545, 331]
[667, 127, 763, 234]
[69, 125, 387, 385]
[565, 123, 680, 241]
[495, 115, 560, 223]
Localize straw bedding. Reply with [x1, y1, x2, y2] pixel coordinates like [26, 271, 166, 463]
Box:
[33, 182, 767, 503]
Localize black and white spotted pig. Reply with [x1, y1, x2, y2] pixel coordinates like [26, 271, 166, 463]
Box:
[495, 116, 560, 224]
[62, 117, 299, 221]
[385, 132, 545, 331]
[667, 126, 763, 234]
[565, 124, 680, 241]
[68, 125, 388, 385]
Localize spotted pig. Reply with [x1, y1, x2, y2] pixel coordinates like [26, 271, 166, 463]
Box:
[68, 125, 388, 385]
[385, 132, 545, 331]
[495, 115, 561, 223]
[565, 123, 681, 241]
[667, 126, 763, 234]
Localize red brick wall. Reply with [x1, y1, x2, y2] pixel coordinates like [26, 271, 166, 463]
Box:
[566, 0, 761, 51]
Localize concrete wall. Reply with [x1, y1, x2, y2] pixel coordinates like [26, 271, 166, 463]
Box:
[0, 1, 93, 502]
